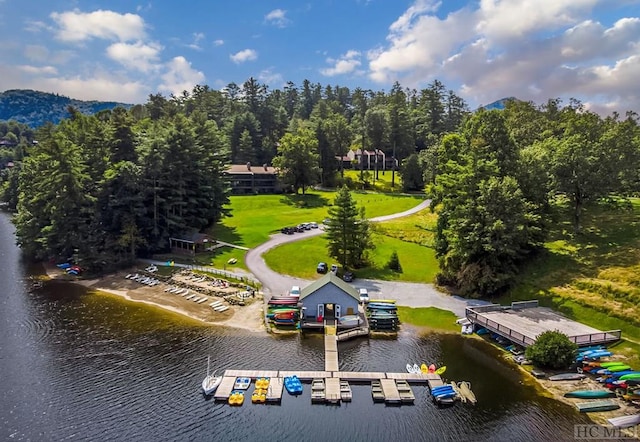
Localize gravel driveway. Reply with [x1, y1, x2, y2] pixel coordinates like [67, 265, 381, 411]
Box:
[245, 199, 487, 317]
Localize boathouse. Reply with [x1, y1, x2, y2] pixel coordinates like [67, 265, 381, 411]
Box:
[299, 273, 359, 324]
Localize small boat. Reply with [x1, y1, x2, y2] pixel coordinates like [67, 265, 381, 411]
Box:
[420, 363, 428, 374]
[251, 388, 267, 403]
[457, 381, 477, 404]
[607, 414, 640, 429]
[255, 377, 270, 389]
[201, 356, 222, 396]
[575, 399, 620, 413]
[406, 363, 414, 373]
[340, 380, 352, 402]
[435, 366, 447, 375]
[228, 390, 245, 406]
[338, 315, 362, 327]
[428, 364, 436, 373]
[620, 373, 640, 381]
[548, 373, 586, 381]
[284, 375, 303, 395]
[311, 378, 325, 403]
[607, 364, 632, 372]
[233, 377, 251, 390]
[412, 363, 420, 374]
[564, 390, 617, 399]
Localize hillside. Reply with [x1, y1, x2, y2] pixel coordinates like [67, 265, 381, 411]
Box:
[478, 97, 518, 111]
[0, 89, 133, 127]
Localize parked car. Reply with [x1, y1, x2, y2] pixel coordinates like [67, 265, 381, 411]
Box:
[309, 222, 318, 229]
[297, 224, 307, 232]
[330, 264, 338, 274]
[317, 262, 328, 273]
[358, 288, 369, 303]
[290, 285, 301, 297]
[343, 271, 354, 282]
[281, 227, 294, 234]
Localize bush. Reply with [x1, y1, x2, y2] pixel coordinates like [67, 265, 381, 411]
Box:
[387, 250, 402, 273]
[524, 330, 578, 369]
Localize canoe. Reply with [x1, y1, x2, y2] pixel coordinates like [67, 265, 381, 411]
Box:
[420, 363, 428, 374]
[435, 366, 447, 375]
[564, 390, 617, 399]
[575, 399, 620, 413]
[607, 414, 640, 429]
[619, 373, 640, 381]
[608, 365, 632, 372]
[548, 373, 587, 381]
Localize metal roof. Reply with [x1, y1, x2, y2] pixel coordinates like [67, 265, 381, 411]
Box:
[299, 272, 359, 301]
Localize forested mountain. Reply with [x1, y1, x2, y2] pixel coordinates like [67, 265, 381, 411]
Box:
[0, 78, 638, 295]
[0, 89, 132, 127]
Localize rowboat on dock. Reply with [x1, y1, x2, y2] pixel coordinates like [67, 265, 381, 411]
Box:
[575, 399, 620, 413]
[340, 380, 352, 402]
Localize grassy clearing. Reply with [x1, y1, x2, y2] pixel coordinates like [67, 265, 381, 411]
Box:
[264, 231, 438, 282]
[342, 169, 407, 193]
[397, 306, 460, 332]
[501, 198, 640, 352]
[210, 190, 423, 249]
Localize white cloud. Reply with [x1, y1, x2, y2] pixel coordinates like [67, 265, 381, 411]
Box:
[258, 68, 283, 86]
[230, 49, 257, 64]
[213, 39, 224, 46]
[321, 50, 363, 76]
[368, 0, 640, 113]
[159, 56, 205, 96]
[188, 32, 205, 50]
[265, 9, 290, 27]
[106, 41, 162, 72]
[50, 9, 146, 42]
[19, 65, 58, 75]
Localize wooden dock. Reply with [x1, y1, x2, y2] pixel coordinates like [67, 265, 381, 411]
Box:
[395, 380, 415, 404]
[266, 377, 283, 403]
[325, 377, 341, 404]
[324, 334, 339, 372]
[380, 379, 401, 404]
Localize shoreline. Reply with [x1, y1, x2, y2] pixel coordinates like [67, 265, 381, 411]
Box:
[41, 265, 637, 428]
[43, 265, 268, 334]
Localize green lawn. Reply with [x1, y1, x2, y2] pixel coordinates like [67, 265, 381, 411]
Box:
[341, 169, 408, 193]
[210, 190, 423, 249]
[397, 306, 460, 332]
[263, 209, 439, 283]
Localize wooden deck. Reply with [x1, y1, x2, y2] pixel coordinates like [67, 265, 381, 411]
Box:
[266, 377, 283, 403]
[380, 379, 401, 404]
[324, 334, 339, 372]
[325, 377, 341, 404]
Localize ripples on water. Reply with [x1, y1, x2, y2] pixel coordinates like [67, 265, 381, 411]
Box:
[0, 215, 590, 442]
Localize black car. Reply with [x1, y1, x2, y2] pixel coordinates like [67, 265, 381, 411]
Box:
[281, 227, 294, 234]
[342, 271, 354, 282]
[317, 262, 328, 273]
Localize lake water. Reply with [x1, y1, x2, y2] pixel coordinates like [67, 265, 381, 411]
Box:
[0, 211, 591, 441]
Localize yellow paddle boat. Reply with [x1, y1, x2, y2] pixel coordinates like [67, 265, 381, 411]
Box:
[252, 388, 267, 403]
[255, 377, 270, 389]
[228, 390, 245, 406]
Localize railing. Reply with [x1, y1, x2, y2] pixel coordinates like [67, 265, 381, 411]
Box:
[511, 300, 538, 310]
[336, 327, 370, 341]
[189, 265, 260, 287]
[572, 330, 622, 345]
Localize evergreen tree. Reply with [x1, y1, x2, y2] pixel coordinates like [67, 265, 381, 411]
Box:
[325, 186, 373, 268]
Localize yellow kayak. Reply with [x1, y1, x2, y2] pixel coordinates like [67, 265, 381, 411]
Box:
[420, 363, 428, 374]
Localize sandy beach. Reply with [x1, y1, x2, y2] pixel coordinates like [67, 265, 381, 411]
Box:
[44, 265, 268, 334]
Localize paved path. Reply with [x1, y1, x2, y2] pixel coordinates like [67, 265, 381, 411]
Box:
[244, 199, 488, 317]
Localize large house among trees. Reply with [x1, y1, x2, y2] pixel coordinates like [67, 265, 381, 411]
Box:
[226, 163, 281, 194]
[337, 149, 397, 171]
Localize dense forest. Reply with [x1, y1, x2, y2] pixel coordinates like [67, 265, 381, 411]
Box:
[0, 89, 132, 127]
[0, 78, 639, 297]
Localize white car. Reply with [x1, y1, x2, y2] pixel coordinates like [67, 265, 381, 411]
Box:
[358, 288, 369, 303]
[290, 285, 301, 297]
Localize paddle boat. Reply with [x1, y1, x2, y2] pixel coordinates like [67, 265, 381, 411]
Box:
[284, 375, 303, 395]
[251, 388, 267, 403]
[233, 377, 251, 390]
[228, 390, 245, 406]
[255, 377, 270, 390]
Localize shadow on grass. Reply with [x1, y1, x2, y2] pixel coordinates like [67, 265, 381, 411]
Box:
[280, 193, 331, 209]
[208, 223, 244, 246]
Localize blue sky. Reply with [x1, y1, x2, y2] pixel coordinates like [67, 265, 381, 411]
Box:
[1, 0, 639, 114]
